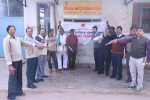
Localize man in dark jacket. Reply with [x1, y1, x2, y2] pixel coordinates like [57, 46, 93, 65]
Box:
[104, 26, 126, 80]
[98, 28, 113, 76]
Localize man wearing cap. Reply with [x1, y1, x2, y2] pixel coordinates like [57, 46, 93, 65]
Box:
[106, 27, 150, 92]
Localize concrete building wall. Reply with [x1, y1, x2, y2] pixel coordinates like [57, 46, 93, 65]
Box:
[24, 0, 150, 64]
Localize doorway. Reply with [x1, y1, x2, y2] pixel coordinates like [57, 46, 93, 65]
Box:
[38, 3, 50, 36]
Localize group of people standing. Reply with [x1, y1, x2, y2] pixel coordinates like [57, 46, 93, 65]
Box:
[3, 25, 78, 100]
[88, 25, 150, 93]
[3, 22, 150, 100]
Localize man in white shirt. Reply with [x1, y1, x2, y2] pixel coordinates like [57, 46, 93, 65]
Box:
[57, 28, 68, 70]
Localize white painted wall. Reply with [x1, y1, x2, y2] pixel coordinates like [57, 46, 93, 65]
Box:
[24, 0, 150, 64]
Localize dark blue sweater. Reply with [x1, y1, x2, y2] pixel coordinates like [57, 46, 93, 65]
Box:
[103, 34, 127, 53]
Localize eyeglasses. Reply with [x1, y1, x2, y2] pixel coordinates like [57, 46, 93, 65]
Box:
[27, 31, 33, 32]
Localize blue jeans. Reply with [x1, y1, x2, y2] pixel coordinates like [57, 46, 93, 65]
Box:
[26, 57, 38, 86]
[111, 53, 123, 78]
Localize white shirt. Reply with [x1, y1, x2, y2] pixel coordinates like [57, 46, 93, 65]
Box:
[57, 34, 67, 52]
[94, 32, 102, 43]
[117, 34, 123, 37]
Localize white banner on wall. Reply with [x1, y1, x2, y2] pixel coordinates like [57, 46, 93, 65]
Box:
[61, 21, 107, 43]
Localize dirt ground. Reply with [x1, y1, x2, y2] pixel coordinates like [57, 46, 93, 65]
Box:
[0, 90, 150, 100]
[1, 58, 150, 100]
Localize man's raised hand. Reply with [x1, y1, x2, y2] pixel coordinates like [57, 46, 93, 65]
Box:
[105, 41, 112, 46]
[98, 37, 104, 40]
[44, 40, 48, 43]
[105, 40, 117, 46]
[38, 42, 43, 45]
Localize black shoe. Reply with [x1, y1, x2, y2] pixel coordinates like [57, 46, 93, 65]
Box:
[27, 84, 37, 89]
[97, 71, 104, 74]
[16, 92, 26, 96]
[64, 68, 68, 70]
[93, 69, 98, 71]
[69, 68, 72, 70]
[38, 78, 44, 82]
[116, 77, 122, 80]
[33, 79, 39, 83]
[72, 67, 76, 70]
[8, 98, 18, 100]
[69, 67, 72, 69]
[70, 68, 73, 70]
[41, 75, 49, 78]
[106, 72, 109, 76]
[110, 75, 116, 78]
[126, 79, 132, 83]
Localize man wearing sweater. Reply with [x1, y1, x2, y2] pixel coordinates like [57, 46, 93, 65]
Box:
[107, 27, 150, 92]
[3, 25, 39, 100]
[108, 26, 126, 80]
[91, 26, 102, 72]
[35, 28, 49, 82]
[117, 25, 137, 83]
[24, 27, 44, 88]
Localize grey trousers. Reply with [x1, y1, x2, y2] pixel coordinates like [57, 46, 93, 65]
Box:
[37, 55, 47, 79]
[126, 52, 131, 80]
[129, 57, 145, 89]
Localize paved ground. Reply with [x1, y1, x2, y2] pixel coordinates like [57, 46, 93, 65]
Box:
[0, 58, 150, 100]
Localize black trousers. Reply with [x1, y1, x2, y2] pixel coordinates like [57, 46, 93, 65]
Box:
[68, 51, 76, 69]
[94, 48, 101, 70]
[26, 57, 38, 86]
[47, 50, 58, 70]
[8, 60, 23, 99]
[99, 50, 111, 73]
